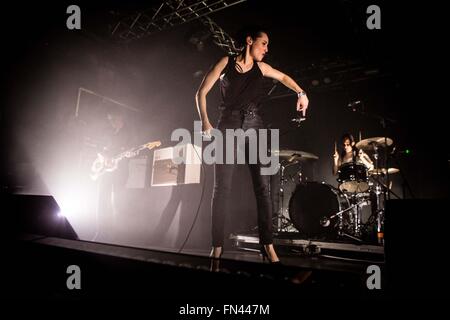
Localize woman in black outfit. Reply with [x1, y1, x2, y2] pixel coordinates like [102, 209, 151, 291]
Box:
[195, 27, 309, 263]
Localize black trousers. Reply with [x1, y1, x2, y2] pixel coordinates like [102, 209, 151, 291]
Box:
[211, 109, 274, 246]
[97, 162, 128, 236]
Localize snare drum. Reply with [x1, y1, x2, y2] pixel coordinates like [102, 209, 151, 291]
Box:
[337, 162, 369, 193]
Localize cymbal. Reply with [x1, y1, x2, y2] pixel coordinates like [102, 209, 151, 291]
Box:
[355, 137, 393, 150]
[369, 168, 400, 175]
[272, 149, 319, 162]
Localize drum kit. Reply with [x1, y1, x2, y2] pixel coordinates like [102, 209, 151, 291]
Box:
[274, 136, 399, 245]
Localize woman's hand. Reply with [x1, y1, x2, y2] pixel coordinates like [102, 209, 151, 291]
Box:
[296, 94, 309, 116]
[202, 120, 213, 138]
[333, 150, 339, 164]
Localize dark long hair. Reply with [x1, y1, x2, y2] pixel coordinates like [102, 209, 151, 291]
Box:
[234, 25, 268, 52]
[340, 132, 355, 158]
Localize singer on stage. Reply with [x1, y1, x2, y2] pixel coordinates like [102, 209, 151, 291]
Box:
[195, 26, 309, 263]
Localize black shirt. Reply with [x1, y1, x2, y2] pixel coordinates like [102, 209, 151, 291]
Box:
[103, 124, 134, 157]
[219, 56, 265, 111]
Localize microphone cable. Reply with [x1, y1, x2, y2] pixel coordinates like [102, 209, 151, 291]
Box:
[177, 138, 207, 254]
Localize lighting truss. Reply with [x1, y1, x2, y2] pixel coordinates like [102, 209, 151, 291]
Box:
[111, 0, 246, 42]
[199, 16, 242, 55]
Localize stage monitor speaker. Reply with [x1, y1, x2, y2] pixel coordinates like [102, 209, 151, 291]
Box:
[384, 199, 449, 297]
[151, 144, 201, 186]
[5, 193, 78, 240]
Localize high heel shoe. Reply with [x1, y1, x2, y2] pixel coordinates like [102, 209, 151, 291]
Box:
[209, 247, 223, 272]
[209, 246, 223, 259]
[260, 246, 281, 264]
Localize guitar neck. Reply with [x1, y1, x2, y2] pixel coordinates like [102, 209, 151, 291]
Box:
[113, 142, 158, 161]
[113, 148, 134, 161]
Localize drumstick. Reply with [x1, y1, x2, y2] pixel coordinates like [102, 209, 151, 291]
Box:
[334, 141, 337, 154]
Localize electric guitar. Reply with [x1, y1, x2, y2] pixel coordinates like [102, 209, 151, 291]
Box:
[90, 140, 161, 181]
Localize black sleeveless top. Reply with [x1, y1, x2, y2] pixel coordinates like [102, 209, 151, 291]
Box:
[219, 55, 265, 111]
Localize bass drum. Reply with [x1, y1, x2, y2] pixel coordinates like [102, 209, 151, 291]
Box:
[289, 182, 349, 239]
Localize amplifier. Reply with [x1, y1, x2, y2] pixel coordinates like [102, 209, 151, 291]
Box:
[151, 143, 201, 186]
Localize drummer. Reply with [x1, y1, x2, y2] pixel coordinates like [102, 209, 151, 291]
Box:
[332, 133, 374, 175]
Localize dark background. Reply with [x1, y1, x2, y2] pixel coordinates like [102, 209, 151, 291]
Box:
[1, 1, 448, 251]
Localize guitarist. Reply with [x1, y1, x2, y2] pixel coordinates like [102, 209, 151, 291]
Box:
[95, 108, 136, 242]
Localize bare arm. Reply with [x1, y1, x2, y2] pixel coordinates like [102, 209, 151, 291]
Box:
[332, 153, 341, 175]
[358, 150, 374, 170]
[332, 142, 339, 175]
[195, 56, 228, 133]
[258, 62, 309, 115]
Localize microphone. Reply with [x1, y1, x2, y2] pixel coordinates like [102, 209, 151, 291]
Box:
[291, 113, 306, 126]
[347, 100, 362, 111]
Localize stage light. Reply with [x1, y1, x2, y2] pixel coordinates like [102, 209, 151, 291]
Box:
[52, 191, 85, 221]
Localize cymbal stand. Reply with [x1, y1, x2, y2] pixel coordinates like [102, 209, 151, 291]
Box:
[375, 185, 384, 245]
[370, 174, 401, 199]
[371, 144, 385, 245]
[352, 107, 396, 200]
[350, 106, 397, 245]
